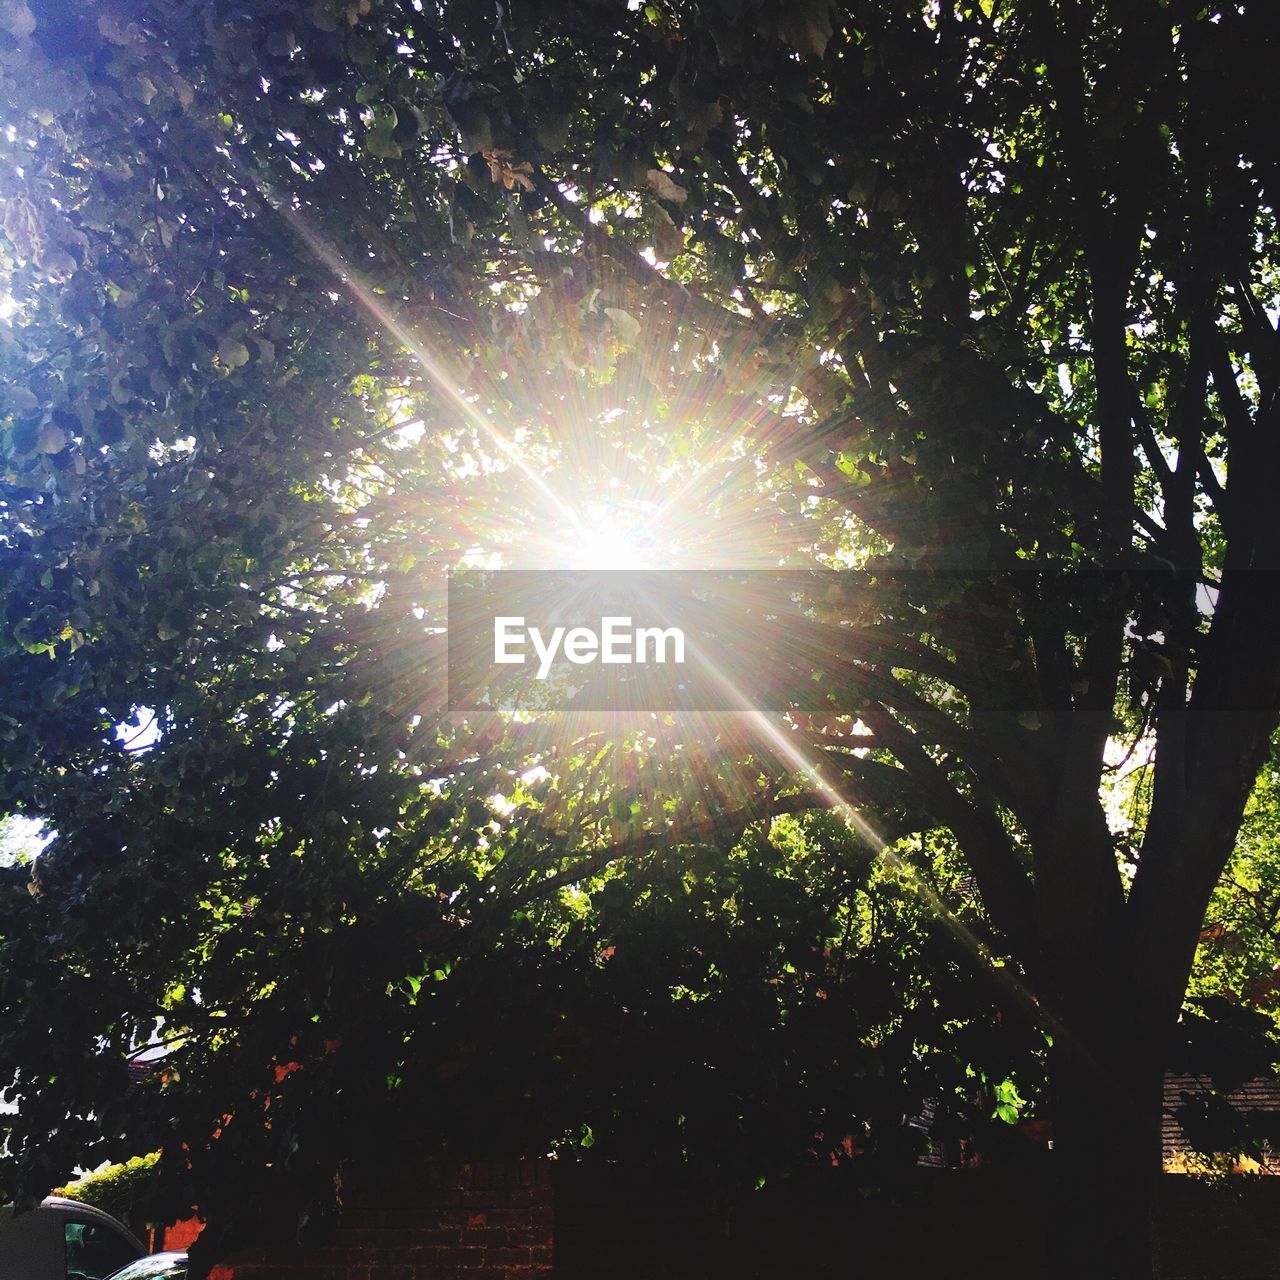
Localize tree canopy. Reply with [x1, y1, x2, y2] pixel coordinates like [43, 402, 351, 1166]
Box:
[3, 1, 1280, 1276]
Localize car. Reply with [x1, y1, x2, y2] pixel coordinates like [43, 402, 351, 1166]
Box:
[0, 1196, 146, 1280]
[104, 1253, 188, 1280]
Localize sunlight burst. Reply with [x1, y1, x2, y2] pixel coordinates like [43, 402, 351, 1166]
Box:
[560, 503, 658, 571]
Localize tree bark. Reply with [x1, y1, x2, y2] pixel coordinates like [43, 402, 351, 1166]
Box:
[1045, 1005, 1166, 1280]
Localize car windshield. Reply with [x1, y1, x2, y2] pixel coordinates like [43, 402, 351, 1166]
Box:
[64, 1219, 143, 1280]
[104, 1256, 187, 1280]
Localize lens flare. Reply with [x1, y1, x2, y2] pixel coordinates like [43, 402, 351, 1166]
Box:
[559, 503, 658, 571]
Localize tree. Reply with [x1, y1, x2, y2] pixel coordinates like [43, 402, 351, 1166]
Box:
[1189, 740, 1280, 1015]
[3, 1, 1280, 1276]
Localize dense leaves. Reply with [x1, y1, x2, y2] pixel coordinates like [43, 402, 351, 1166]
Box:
[3, 2, 1280, 1277]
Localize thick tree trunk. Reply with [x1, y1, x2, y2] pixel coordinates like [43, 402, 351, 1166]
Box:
[1045, 1011, 1166, 1280]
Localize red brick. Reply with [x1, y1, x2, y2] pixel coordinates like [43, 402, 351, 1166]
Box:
[432, 1245, 486, 1267]
[483, 1246, 532, 1267]
[466, 1231, 516, 1250]
[190, 1158, 554, 1280]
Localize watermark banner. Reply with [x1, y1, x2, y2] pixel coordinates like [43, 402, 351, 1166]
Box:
[446, 568, 1222, 713]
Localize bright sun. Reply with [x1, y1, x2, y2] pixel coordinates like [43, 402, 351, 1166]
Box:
[565, 507, 655, 570]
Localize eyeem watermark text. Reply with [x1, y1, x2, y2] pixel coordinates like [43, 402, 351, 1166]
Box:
[449, 568, 1183, 713]
[494, 615, 686, 679]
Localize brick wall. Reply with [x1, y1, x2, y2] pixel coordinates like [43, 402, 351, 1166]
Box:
[152, 1216, 202, 1253]
[163, 1159, 553, 1280]
[147, 1158, 1280, 1279]
[553, 1165, 1280, 1280]
[1162, 1074, 1280, 1171]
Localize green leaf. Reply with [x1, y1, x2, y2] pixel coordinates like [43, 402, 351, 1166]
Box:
[604, 307, 641, 348]
[645, 168, 687, 203]
[36, 423, 68, 455]
[93, 407, 126, 445]
[217, 336, 251, 369]
[365, 128, 402, 160]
